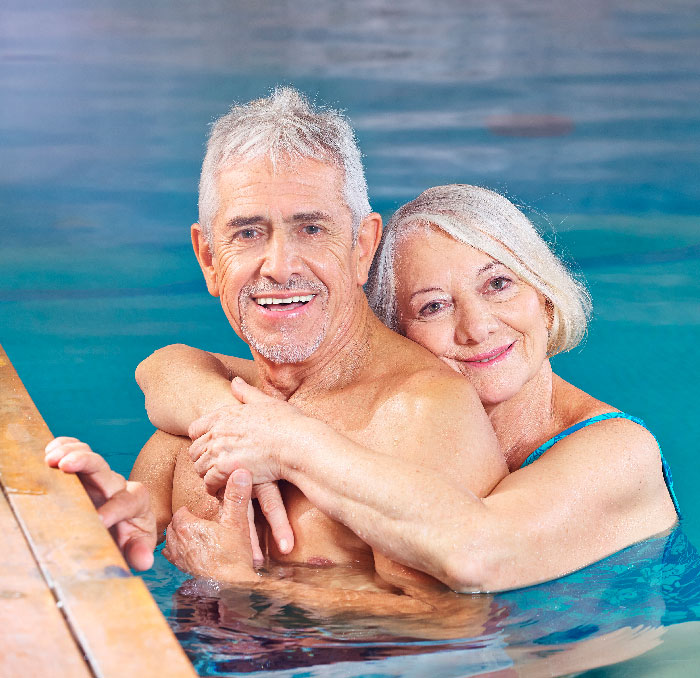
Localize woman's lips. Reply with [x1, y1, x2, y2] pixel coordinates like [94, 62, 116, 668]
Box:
[462, 342, 515, 367]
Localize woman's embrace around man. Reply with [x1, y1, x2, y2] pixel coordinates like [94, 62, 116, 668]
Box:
[45, 88, 679, 596]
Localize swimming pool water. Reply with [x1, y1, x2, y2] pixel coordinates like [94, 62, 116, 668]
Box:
[2, 0, 699, 675]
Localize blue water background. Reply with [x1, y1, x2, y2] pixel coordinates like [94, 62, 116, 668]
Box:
[1, 1, 699, 675]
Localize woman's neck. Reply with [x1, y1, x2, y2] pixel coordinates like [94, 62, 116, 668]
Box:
[486, 360, 561, 471]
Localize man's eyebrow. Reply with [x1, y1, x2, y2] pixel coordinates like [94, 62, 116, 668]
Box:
[289, 211, 332, 223]
[225, 215, 267, 229]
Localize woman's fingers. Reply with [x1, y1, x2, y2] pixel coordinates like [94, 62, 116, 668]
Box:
[188, 431, 212, 462]
[230, 377, 273, 404]
[189, 403, 241, 441]
[203, 465, 231, 496]
[254, 481, 294, 554]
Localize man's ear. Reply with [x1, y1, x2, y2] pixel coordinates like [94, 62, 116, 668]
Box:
[191, 223, 219, 297]
[354, 212, 383, 286]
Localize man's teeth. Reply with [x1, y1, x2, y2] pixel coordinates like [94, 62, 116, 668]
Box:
[256, 294, 315, 306]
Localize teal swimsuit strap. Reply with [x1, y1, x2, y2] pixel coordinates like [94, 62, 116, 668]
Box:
[520, 412, 680, 516]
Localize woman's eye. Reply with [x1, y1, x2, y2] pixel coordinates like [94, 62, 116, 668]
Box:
[489, 276, 512, 292]
[419, 301, 446, 316]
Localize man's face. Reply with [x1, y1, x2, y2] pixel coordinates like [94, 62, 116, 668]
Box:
[196, 156, 363, 364]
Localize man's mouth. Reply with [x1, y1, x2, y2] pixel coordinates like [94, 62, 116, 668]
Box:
[254, 294, 316, 310]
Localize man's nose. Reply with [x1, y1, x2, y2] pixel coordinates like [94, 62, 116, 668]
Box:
[259, 231, 304, 283]
[454, 302, 499, 345]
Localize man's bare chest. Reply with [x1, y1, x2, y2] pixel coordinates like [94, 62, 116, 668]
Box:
[170, 405, 386, 567]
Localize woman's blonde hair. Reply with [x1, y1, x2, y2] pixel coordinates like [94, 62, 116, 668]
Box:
[366, 184, 591, 356]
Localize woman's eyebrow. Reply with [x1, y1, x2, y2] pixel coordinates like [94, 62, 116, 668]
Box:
[409, 287, 443, 301]
[477, 261, 499, 275]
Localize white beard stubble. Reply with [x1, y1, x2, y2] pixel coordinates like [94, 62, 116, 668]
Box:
[239, 278, 329, 364]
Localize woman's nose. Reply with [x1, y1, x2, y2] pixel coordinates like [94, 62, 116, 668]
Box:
[454, 302, 499, 345]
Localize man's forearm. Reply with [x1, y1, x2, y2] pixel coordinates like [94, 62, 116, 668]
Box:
[135, 344, 235, 435]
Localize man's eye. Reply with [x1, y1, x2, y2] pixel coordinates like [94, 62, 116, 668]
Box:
[236, 228, 258, 240]
[302, 224, 322, 235]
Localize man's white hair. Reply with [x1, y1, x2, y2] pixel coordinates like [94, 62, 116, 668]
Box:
[198, 87, 371, 247]
[366, 184, 592, 357]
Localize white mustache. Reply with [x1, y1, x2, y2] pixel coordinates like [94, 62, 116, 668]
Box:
[239, 277, 327, 300]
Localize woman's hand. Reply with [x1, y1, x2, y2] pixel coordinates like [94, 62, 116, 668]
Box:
[44, 437, 157, 570]
[163, 469, 259, 583]
[187, 378, 307, 556]
[188, 378, 308, 492]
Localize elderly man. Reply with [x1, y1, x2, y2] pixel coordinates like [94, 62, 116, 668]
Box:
[48, 88, 505, 591]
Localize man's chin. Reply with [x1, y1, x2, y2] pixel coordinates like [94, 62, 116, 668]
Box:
[246, 337, 325, 365]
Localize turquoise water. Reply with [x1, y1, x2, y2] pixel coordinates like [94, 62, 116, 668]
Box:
[2, 0, 700, 675]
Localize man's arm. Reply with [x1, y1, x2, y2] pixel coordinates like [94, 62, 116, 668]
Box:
[135, 344, 254, 436]
[135, 346, 295, 555]
[129, 429, 184, 540]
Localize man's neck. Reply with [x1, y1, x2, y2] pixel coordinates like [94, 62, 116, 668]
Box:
[251, 294, 375, 401]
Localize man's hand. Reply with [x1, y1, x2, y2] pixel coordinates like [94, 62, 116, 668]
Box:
[188, 377, 302, 555]
[163, 469, 260, 583]
[44, 437, 157, 570]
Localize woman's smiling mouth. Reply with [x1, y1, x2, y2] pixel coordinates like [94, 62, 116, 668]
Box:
[463, 342, 516, 366]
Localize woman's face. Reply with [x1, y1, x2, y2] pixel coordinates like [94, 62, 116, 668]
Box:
[394, 226, 551, 408]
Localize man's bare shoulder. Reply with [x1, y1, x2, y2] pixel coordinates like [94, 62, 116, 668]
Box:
[367, 325, 474, 405]
[375, 363, 480, 422]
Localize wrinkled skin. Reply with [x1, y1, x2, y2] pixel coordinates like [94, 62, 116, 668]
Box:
[164, 469, 259, 583]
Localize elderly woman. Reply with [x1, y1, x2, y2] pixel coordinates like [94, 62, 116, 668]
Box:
[49, 185, 679, 591]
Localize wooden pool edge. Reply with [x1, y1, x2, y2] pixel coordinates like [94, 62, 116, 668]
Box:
[0, 344, 197, 678]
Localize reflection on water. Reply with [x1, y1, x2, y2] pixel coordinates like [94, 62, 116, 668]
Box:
[141, 528, 700, 676]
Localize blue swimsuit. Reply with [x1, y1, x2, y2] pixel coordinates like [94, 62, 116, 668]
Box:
[520, 412, 680, 515]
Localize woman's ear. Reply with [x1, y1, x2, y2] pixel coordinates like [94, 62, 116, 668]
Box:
[191, 223, 219, 297]
[354, 212, 383, 286]
[545, 298, 555, 330]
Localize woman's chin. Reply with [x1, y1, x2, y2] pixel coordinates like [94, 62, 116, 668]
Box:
[469, 378, 525, 410]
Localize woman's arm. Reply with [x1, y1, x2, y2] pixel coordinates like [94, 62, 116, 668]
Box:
[135, 344, 255, 436]
[282, 417, 678, 591]
[191, 380, 678, 592]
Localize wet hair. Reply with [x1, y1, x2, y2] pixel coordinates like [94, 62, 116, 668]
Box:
[366, 184, 592, 356]
[198, 87, 371, 248]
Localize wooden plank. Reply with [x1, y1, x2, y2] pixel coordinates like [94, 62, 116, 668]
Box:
[0, 490, 92, 678]
[0, 345, 197, 678]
